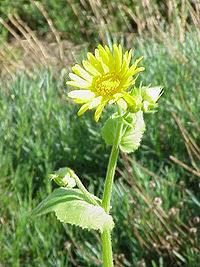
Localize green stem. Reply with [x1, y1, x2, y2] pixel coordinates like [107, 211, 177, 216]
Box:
[101, 229, 113, 267]
[101, 119, 123, 267]
[101, 120, 123, 213]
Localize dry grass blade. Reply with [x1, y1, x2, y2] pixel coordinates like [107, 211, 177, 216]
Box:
[66, 0, 86, 37]
[13, 13, 49, 62]
[171, 111, 200, 170]
[31, 0, 64, 61]
[87, 0, 107, 44]
[169, 155, 200, 178]
[117, 168, 164, 254]
[0, 42, 23, 71]
[117, 4, 133, 32]
[0, 59, 14, 79]
[186, 0, 200, 42]
[0, 36, 22, 64]
[0, 17, 30, 55]
[175, 85, 200, 133]
[117, 167, 172, 233]
[7, 14, 46, 66]
[124, 153, 180, 188]
[185, 143, 200, 172]
[117, 155, 197, 261]
[64, 224, 102, 265]
[0, 16, 46, 76]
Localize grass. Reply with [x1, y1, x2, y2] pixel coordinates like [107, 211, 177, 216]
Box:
[0, 0, 200, 266]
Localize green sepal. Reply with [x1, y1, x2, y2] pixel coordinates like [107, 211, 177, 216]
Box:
[32, 188, 114, 233]
[120, 111, 145, 153]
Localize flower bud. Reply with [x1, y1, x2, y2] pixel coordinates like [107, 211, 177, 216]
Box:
[141, 86, 163, 112]
[50, 167, 76, 188]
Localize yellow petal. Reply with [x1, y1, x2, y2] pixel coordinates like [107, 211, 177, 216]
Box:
[114, 44, 122, 72]
[98, 45, 109, 65]
[88, 97, 102, 109]
[105, 45, 115, 71]
[119, 60, 128, 77]
[74, 98, 91, 104]
[129, 74, 139, 86]
[68, 90, 95, 99]
[127, 49, 132, 66]
[77, 103, 90, 116]
[82, 60, 102, 76]
[68, 73, 91, 88]
[99, 60, 109, 73]
[95, 48, 100, 60]
[123, 49, 132, 66]
[94, 102, 107, 122]
[87, 52, 98, 65]
[129, 67, 145, 77]
[87, 53, 104, 73]
[67, 80, 91, 89]
[124, 56, 144, 78]
[72, 65, 92, 82]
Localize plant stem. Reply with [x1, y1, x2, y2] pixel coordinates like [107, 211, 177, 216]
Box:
[101, 120, 123, 213]
[101, 228, 113, 267]
[101, 119, 123, 267]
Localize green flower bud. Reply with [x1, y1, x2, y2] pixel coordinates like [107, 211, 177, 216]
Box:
[141, 86, 163, 112]
[50, 167, 76, 188]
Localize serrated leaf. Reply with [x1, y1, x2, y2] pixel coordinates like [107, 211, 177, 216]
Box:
[120, 111, 145, 153]
[32, 188, 114, 232]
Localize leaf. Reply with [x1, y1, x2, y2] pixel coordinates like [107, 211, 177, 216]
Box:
[120, 111, 145, 153]
[32, 188, 114, 233]
[102, 111, 145, 153]
[102, 116, 119, 145]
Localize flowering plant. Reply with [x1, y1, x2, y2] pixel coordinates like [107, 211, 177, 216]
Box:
[33, 44, 162, 266]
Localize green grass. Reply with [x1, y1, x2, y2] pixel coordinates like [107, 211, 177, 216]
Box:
[0, 20, 200, 267]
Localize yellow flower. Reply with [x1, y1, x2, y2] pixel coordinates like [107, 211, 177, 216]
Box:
[67, 44, 145, 122]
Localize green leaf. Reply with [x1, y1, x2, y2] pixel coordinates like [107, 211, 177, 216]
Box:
[120, 111, 145, 153]
[102, 115, 120, 145]
[32, 188, 114, 232]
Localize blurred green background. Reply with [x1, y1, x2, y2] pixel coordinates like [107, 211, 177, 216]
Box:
[0, 0, 200, 266]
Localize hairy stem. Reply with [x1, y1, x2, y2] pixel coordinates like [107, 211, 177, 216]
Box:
[101, 119, 123, 267]
[101, 228, 113, 267]
[101, 120, 123, 213]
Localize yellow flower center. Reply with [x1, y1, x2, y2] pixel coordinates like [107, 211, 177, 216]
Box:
[95, 73, 120, 97]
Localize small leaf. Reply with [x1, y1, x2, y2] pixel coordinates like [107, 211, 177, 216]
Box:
[32, 188, 114, 232]
[120, 111, 145, 153]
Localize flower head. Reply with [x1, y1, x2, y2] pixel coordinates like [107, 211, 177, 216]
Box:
[67, 44, 145, 122]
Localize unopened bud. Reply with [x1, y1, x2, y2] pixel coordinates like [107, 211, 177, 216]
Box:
[141, 86, 162, 112]
[50, 167, 76, 188]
